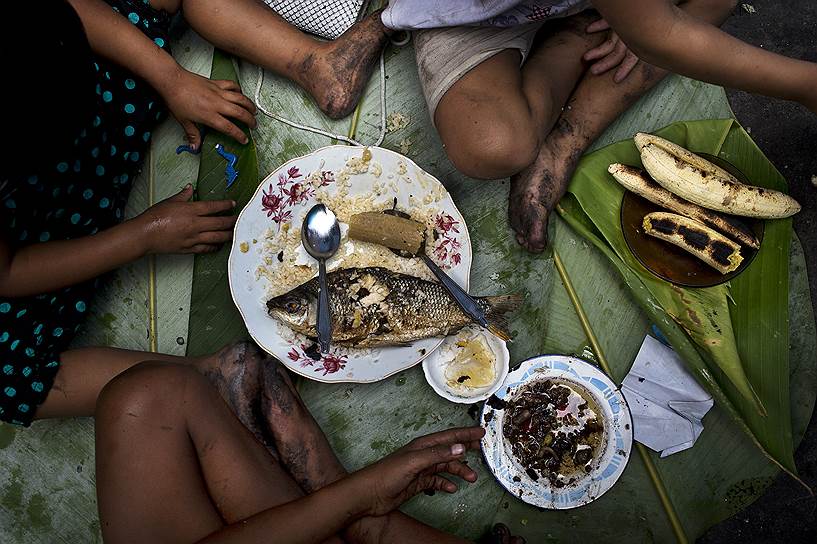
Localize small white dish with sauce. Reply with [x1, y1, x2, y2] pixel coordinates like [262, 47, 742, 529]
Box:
[422, 327, 510, 404]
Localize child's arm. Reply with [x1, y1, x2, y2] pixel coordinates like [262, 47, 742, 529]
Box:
[196, 428, 481, 544]
[67, 0, 257, 148]
[0, 186, 234, 298]
[591, 0, 817, 111]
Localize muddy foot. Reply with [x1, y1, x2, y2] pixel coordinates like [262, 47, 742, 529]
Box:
[305, 10, 392, 119]
[198, 342, 274, 452]
[508, 139, 581, 253]
[259, 360, 347, 492]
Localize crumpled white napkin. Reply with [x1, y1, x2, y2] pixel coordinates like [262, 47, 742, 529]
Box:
[621, 335, 714, 457]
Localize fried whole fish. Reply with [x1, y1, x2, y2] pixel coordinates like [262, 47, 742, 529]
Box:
[267, 267, 521, 348]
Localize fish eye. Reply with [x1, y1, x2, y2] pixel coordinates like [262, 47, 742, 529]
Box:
[286, 300, 301, 313]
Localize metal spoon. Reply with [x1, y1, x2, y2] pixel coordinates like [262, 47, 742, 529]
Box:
[301, 204, 341, 353]
[382, 209, 496, 338]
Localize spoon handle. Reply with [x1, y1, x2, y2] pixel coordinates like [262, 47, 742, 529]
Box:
[317, 259, 332, 353]
[421, 253, 488, 329]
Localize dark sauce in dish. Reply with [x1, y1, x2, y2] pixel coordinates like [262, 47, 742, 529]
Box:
[503, 379, 604, 487]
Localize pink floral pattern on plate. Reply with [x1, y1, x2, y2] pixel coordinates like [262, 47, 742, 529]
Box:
[433, 213, 462, 269]
[288, 343, 348, 376]
[261, 165, 336, 229]
[230, 145, 472, 383]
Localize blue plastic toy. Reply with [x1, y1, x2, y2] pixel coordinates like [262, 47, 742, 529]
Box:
[175, 143, 201, 155]
[215, 143, 239, 187]
[175, 127, 208, 155]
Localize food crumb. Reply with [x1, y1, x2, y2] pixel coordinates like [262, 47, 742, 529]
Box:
[386, 111, 410, 133]
[239, 241, 250, 253]
[398, 138, 412, 155]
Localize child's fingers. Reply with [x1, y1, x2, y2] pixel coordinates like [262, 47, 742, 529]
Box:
[192, 199, 237, 216]
[408, 427, 485, 451]
[180, 120, 202, 152]
[584, 34, 617, 61]
[586, 18, 610, 33]
[198, 215, 238, 232]
[614, 53, 640, 83]
[222, 90, 258, 115]
[187, 244, 220, 254]
[405, 442, 466, 475]
[169, 184, 194, 202]
[209, 114, 249, 145]
[433, 460, 478, 482]
[221, 101, 258, 129]
[195, 230, 232, 245]
[213, 79, 242, 93]
[591, 41, 628, 75]
[420, 474, 458, 494]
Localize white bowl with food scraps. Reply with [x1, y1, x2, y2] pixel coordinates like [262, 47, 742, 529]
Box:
[480, 355, 633, 509]
[422, 326, 509, 403]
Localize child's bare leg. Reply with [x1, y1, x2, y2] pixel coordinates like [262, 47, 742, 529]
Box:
[156, 0, 390, 118]
[94, 362, 343, 543]
[511, 0, 738, 252]
[434, 13, 604, 180]
[36, 342, 274, 450]
[35, 347, 185, 419]
[509, 61, 669, 251]
[257, 359, 478, 544]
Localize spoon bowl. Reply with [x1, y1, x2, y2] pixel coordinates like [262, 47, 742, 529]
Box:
[302, 204, 341, 353]
[302, 204, 341, 259]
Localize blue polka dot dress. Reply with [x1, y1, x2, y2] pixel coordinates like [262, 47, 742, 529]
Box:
[0, 0, 170, 426]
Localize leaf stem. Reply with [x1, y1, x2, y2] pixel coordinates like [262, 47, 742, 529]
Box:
[552, 238, 688, 544]
[148, 149, 158, 353]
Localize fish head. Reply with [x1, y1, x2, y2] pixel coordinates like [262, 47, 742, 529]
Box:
[266, 289, 314, 330]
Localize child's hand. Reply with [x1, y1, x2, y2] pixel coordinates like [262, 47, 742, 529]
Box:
[351, 427, 484, 517]
[584, 18, 641, 83]
[133, 184, 237, 254]
[162, 68, 258, 151]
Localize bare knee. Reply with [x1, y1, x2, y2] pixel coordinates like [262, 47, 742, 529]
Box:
[443, 118, 539, 179]
[96, 362, 201, 422]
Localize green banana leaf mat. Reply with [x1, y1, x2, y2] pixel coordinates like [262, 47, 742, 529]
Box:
[1, 29, 814, 544]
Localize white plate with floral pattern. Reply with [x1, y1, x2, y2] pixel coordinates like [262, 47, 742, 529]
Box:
[228, 145, 472, 383]
[481, 355, 633, 509]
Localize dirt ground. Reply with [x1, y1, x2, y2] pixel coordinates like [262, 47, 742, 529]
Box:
[699, 2, 817, 542]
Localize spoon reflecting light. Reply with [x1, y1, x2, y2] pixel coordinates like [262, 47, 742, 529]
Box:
[301, 204, 341, 353]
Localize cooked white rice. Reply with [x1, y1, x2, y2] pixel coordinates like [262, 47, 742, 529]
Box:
[256, 150, 449, 300]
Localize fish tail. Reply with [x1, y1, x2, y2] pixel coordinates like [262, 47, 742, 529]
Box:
[483, 294, 523, 342]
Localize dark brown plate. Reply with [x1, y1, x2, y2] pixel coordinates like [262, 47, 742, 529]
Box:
[620, 154, 764, 288]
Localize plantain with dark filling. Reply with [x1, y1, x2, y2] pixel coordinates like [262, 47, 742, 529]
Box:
[642, 211, 743, 274]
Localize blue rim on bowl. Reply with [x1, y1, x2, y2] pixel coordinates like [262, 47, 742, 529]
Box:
[480, 354, 633, 509]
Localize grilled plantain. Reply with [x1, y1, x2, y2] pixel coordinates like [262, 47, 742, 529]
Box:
[634, 133, 800, 219]
[609, 163, 759, 249]
[642, 212, 743, 274]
